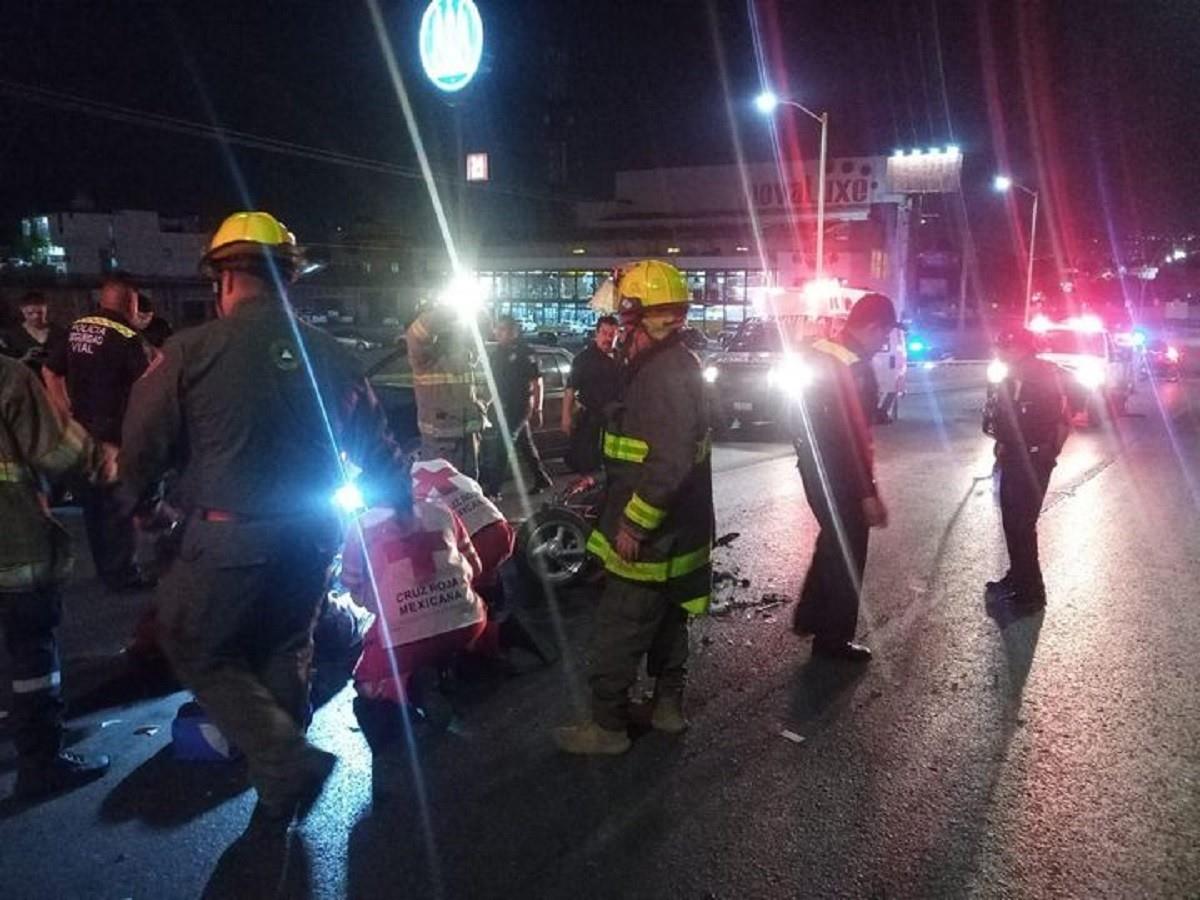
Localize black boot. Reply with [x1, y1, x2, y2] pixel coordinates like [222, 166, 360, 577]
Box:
[12, 751, 110, 801]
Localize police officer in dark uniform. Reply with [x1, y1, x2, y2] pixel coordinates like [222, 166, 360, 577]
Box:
[983, 327, 1069, 612]
[562, 315, 620, 474]
[43, 273, 151, 591]
[119, 211, 406, 828]
[790, 294, 897, 662]
[481, 316, 553, 498]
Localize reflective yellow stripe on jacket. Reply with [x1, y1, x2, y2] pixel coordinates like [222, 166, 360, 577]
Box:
[76, 316, 136, 339]
[812, 339, 860, 366]
[624, 492, 666, 530]
[602, 431, 649, 463]
[0, 461, 30, 483]
[585, 529, 710, 583]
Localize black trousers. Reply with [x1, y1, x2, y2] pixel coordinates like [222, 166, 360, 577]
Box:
[0, 588, 64, 764]
[794, 459, 870, 647]
[481, 418, 550, 495]
[999, 454, 1055, 599]
[81, 482, 138, 586]
[565, 409, 604, 474]
[157, 517, 335, 807]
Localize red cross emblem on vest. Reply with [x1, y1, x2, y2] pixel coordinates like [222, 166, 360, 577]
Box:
[413, 466, 459, 497]
[379, 529, 447, 581]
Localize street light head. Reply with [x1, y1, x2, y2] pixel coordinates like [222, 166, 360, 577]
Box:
[754, 91, 779, 115]
[993, 174, 1013, 193]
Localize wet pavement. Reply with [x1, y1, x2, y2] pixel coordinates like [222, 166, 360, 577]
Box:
[1, 365, 1199, 899]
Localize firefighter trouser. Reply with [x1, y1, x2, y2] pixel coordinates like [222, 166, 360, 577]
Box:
[795, 459, 870, 648]
[420, 433, 481, 483]
[157, 517, 334, 807]
[481, 418, 551, 496]
[0, 588, 64, 764]
[589, 578, 688, 731]
[81, 482, 138, 586]
[999, 454, 1055, 600]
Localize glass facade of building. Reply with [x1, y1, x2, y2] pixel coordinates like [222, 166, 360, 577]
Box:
[477, 267, 773, 333]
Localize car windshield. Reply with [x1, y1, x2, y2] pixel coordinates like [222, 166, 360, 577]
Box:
[1039, 330, 1105, 357]
[729, 321, 782, 352]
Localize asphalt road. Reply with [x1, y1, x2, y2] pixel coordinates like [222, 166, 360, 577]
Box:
[1, 366, 1198, 899]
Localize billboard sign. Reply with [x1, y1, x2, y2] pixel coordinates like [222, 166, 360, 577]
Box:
[419, 0, 484, 93]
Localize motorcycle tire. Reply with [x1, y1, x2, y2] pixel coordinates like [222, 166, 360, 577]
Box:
[517, 507, 593, 590]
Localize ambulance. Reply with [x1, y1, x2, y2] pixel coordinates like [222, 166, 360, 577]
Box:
[987, 313, 1135, 425]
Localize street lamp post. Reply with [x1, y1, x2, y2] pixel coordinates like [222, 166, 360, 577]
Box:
[993, 175, 1040, 324]
[755, 91, 829, 283]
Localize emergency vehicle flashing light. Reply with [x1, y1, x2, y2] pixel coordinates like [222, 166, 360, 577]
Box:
[332, 482, 366, 514]
[1028, 313, 1104, 335]
[986, 359, 1009, 384]
[702, 364, 719, 384]
[1166, 346, 1181, 363]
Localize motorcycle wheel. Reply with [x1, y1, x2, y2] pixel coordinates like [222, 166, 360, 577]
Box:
[518, 507, 592, 589]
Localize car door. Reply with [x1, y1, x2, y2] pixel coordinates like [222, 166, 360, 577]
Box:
[533, 347, 572, 457]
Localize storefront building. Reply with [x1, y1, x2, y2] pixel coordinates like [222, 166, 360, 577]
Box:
[474, 151, 961, 333]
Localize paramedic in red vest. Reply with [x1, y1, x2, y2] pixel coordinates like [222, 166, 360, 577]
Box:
[341, 478, 498, 733]
[411, 457, 515, 583]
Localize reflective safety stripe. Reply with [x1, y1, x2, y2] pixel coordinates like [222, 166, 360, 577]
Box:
[812, 339, 859, 366]
[624, 493, 666, 530]
[0, 461, 30, 483]
[32, 418, 89, 476]
[602, 431, 649, 463]
[12, 671, 61, 694]
[412, 373, 476, 386]
[586, 530, 711, 583]
[76, 316, 136, 339]
[680, 595, 711, 616]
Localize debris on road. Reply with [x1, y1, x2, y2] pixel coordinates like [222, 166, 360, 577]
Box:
[133, 725, 160, 737]
[714, 531, 741, 549]
[780, 729, 806, 745]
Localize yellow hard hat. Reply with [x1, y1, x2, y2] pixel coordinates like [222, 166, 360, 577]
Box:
[616, 260, 690, 317]
[200, 211, 302, 277]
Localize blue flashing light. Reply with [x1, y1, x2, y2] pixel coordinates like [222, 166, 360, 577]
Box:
[1132, 329, 1147, 348]
[907, 338, 926, 354]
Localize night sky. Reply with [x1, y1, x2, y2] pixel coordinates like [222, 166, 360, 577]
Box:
[2, 1, 1198, 261]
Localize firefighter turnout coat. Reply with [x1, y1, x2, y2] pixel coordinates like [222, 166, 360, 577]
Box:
[587, 332, 714, 615]
[405, 308, 485, 440]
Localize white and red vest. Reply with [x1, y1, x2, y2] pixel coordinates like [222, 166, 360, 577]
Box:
[341, 502, 484, 649]
[411, 458, 504, 538]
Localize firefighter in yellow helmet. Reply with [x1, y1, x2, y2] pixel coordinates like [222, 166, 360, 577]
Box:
[119, 211, 406, 830]
[554, 260, 714, 755]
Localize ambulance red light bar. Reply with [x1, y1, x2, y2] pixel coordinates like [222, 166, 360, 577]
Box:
[1028, 313, 1103, 334]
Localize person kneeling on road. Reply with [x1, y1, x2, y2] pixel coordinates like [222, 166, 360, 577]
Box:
[342, 474, 501, 736]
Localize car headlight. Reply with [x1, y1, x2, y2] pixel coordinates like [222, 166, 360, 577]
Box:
[702, 364, 719, 384]
[1074, 359, 1106, 389]
[767, 357, 814, 394]
[986, 359, 1009, 384]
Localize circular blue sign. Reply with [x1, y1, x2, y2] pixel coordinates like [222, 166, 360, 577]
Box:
[419, 0, 484, 94]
